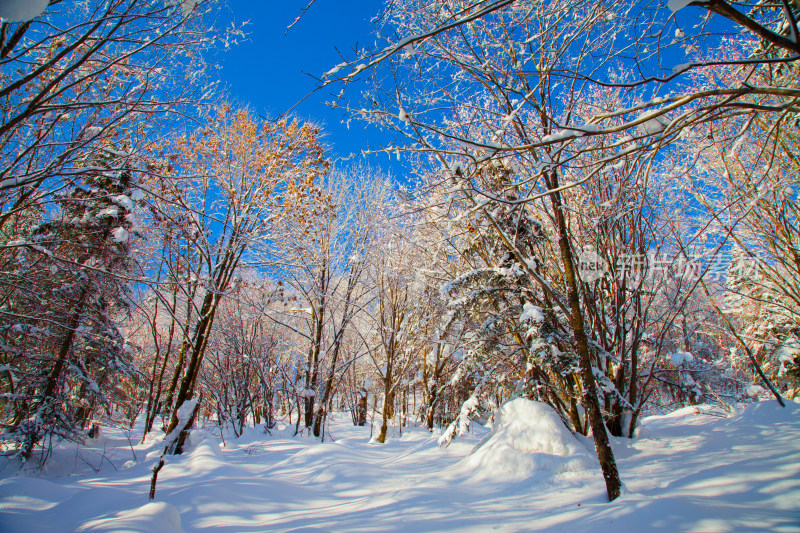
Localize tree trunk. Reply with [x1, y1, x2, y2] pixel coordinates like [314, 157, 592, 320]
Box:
[142, 293, 178, 442]
[42, 287, 88, 402]
[304, 301, 326, 429]
[376, 363, 394, 443]
[548, 170, 622, 502]
[377, 394, 390, 443]
[314, 273, 356, 437]
[167, 290, 218, 437]
[357, 390, 367, 426]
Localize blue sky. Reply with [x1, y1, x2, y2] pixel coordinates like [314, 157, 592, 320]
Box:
[212, 1, 715, 179]
[218, 1, 393, 167]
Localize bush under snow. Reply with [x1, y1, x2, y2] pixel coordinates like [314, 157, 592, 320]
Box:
[458, 398, 594, 480]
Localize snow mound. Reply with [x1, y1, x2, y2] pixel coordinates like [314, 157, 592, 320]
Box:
[182, 437, 226, 475]
[636, 399, 799, 438]
[78, 502, 183, 533]
[458, 399, 593, 480]
[726, 398, 800, 427]
[0, 477, 73, 510]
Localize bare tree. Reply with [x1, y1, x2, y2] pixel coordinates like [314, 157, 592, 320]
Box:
[144, 106, 327, 452]
[366, 214, 428, 443]
[0, 0, 236, 226]
[265, 166, 391, 437]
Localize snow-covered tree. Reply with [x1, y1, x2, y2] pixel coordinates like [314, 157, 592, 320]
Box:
[263, 166, 391, 437]
[325, 0, 800, 501]
[142, 106, 328, 451]
[0, 141, 140, 459]
[365, 209, 432, 443]
[0, 0, 236, 237]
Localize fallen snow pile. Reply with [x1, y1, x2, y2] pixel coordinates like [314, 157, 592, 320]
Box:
[78, 502, 183, 533]
[458, 398, 594, 480]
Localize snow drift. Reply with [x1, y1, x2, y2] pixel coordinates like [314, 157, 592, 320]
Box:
[78, 502, 183, 533]
[458, 398, 594, 480]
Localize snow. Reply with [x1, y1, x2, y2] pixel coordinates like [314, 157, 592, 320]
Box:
[542, 129, 583, 143]
[398, 107, 410, 124]
[171, 0, 200, 16]
[776, 338, 800, 363]
[457, 399, 594, 480]
[669, 351, 694, 366]
[82, 126, 102, 138]
[672, 62, 692, 75]
[164, 399, 199, 443]
[746, 385, 765, 397]
[637, 115, 669, 136]
[111, 227, 129, 243]
[0, 0, 49, 22]
[323, 62, 347, 78]
[79, 502, 183, 533]
[668, 0, 695, 13]
[1, 400, 798, 532]
[96, 206, 119, 219]
[520, 302, 544, 323]
[113, 194, 134, 211]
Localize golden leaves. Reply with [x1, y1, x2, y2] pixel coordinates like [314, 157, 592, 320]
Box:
[145, 105, 333, 240]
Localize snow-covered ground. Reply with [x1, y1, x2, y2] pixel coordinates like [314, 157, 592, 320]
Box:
[1, 400, 798, 532]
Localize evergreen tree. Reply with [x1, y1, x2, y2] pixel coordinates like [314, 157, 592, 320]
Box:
[0, 142, 139, 459]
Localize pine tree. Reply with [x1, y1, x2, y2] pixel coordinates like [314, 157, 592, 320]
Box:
[0, 142, 139, 459]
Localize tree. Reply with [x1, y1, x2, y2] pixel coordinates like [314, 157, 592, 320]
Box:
[200, 278, 287, 437]
[346, 0, 638, 499]
[0, 0, 235, 230]
[144, 106, 327, 451]
[267, 166, 391, 437]
[0, 141, 139, 459]
[0, 0, 238, 460]
[366, 211, 428, 443]
[324, 0, 800, 500]
[665, 55, 800, 401]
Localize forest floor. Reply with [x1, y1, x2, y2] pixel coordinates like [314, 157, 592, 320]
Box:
[1, 399, 798, 532]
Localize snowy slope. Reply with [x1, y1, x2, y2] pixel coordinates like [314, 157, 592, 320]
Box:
[0, 400, 798, 532]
